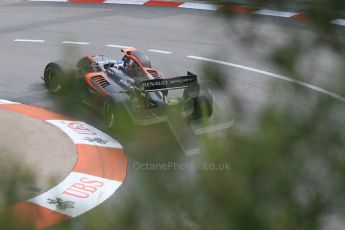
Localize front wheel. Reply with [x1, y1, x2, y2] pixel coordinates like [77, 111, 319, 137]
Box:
[44, 62, 74, 94]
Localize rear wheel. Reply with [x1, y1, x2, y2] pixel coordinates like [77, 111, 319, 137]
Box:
[190, 88, 213, 120]
[104, 102, 116, 129]
[104, 95, 135, 134]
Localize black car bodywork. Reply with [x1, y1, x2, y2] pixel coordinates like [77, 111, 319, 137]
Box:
[43, 48, 213, 127]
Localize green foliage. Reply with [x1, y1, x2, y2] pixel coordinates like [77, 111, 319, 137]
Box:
[0, 156, 35, 230]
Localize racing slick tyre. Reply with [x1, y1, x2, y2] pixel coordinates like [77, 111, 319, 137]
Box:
[104, 101, 116, 129]
[44, 61, 75, 94]
[104, 94, 132, 131]
[190, 87, 213, 120]
[104, 93, 128, 129]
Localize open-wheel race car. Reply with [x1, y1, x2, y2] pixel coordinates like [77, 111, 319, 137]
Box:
[42, 48, 213, 128]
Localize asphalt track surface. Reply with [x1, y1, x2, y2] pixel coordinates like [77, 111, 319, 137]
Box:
[0, 0, 345, 227]
[1, 2, 344, 111]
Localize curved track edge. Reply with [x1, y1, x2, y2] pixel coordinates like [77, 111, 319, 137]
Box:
[0, 99, 127, 229]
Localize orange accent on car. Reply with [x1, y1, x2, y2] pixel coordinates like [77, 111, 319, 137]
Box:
[86, 55, 96, 63]
[121, 47, 137, 54]
[126, 54, 154, 80]
[145, 68, 162, 79]
[85, 72, 110, 96]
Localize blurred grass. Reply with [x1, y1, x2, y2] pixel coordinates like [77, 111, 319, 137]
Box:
[0, 155, 35, 230]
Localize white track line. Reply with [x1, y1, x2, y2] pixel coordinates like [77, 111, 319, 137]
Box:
[331, 19, 345, 26]
[62, 41, 90, 45]
[106, 44, 132, 48]
[14, 39, 45, 43]
[148, 49, 172, 54]
[253, 9, 298, 18]
[187, 55, 345, 103]
[192, 120, 234, 135]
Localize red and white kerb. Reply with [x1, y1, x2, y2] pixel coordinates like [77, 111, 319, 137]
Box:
[0, 99, 127, 229]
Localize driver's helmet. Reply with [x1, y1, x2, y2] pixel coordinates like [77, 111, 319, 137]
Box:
[124, 58, 147, 79]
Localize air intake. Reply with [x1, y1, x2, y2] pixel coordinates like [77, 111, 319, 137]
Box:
[147, 69, 159, 79]
[93, 75, 110, 88]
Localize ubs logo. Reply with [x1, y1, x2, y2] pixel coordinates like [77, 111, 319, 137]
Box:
[66, 122, 97, 136]
[63, 177, 105, 199]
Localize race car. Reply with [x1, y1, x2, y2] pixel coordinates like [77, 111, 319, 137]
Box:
[42, 48, 213, 128]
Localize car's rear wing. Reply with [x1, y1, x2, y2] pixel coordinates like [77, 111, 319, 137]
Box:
[135, 72, 198, 92]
